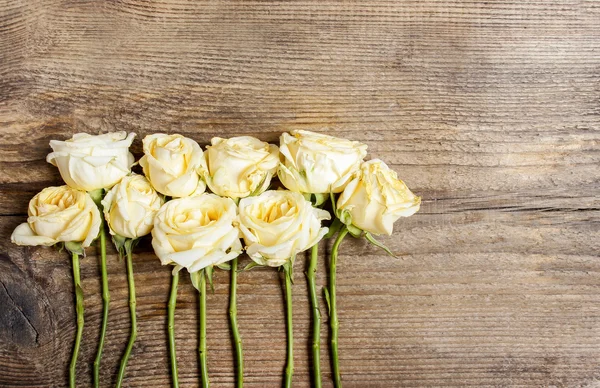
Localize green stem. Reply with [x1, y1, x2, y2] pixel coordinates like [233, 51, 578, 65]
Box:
[283, 265, 294, 388]
[330, 227, 348, 388]
[116, 243, 137, 388]
[168, 272, 180, 388]
[93, 220, 110, 388]
[69, 252, 84, 388]
[229, 257, 244, 388]
[306, 244, 322, 388]
[199, 270, 209, 388]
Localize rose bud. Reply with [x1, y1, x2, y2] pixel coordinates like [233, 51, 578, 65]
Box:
[278, 130, 367, 194]
[140, 133, 206, 198]
[336, 159, 420, 236]
[151, 194, 242, 273]
[11, 185, 101, 248]
[238, 190, 330, 267]
[47, 131, 135, 191]
[199, 136, 279, 199]
[101, 174, 163, 239]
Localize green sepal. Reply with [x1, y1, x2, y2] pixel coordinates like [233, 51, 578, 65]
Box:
[217, 263, 231, 271]
[205, 266, 215, 293]
[338, 208, 352, 226]
[330, 190, 346, 220]
[365, 232, 397, 258]
[311, 193, 328, 207]
[88, 188, 105, 209]
[324, 217, 343, 239]
[55, 242, 65, 253]
[112, 235, 137, 261]
[126, 238, 138, 252]
[323, 286, 331, 315]
[346, 223, 363, 238]
[112, 234, 127, 259]
[282, 256, 295, 284]
[243, 261, 261, 272]
[331, 191, 363, 238]
[65, 241, 84, 257]
[171, 265, 183, 276]
[190, 270, 203, 293]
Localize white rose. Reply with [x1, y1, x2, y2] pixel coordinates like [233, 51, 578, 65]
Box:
[336, 159, 421, 236]
[11, 186, 101, 248]
[151, 194, 242, 272]
[200, 136, 279, 199]
[46, 132, 135, 191]
[101, 174, 163, 239]
[278, 130, 368, 194]
[139, 133, 206, 198]
[238, 190, 331, 267]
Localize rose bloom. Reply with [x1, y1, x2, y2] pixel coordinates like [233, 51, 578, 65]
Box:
[336, 159, 421, 235]
[46, 132, 135, 191]
[11, 186, 101, 248]
[152, 194, 242, 273]
[278, 130, 368, 194]
[200, 136, 279, 199]
[101, 174, 163, 239]
[140, 133, 206, 198]
[238, 190, 330, 267]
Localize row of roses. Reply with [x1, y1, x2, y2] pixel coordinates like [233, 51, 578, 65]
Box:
[12, 130, 420, 388]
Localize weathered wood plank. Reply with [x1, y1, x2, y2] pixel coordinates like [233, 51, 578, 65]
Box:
[1, 0, 600, 386]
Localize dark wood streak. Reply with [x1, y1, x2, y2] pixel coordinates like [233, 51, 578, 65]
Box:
[1, 0, 600, 386]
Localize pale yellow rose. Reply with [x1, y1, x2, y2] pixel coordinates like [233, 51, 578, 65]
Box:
[336, 159, 420, 236]
[151, 194, 242, 273]
[11, 186, 101, 248]
[46, 132, 135, 191]
[199, 136, 279, 199]
[101, 174, 163, 239]
[139, 133, 206, 198]
[278, 130, 368, 194]
[238, 190, 330, 267]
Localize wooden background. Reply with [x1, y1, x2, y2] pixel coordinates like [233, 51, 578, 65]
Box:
[1, 0, 599, 387]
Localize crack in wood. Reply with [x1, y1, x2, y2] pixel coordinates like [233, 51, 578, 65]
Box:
[0, 279, 40, 346]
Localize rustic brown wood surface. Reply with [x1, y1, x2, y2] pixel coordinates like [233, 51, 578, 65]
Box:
[1, 0, 600, 387]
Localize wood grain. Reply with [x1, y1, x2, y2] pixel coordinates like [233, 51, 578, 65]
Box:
[1, 0, 600, 386]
